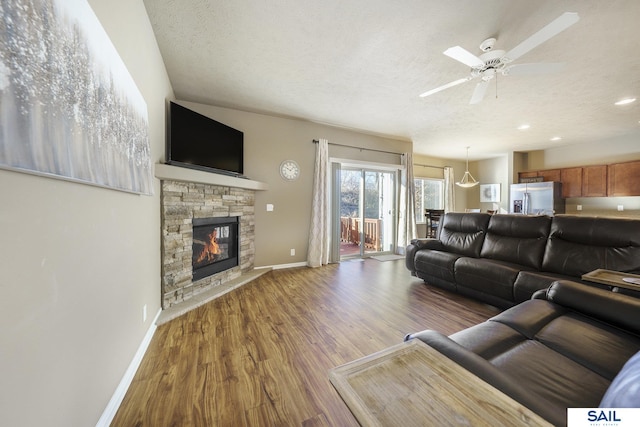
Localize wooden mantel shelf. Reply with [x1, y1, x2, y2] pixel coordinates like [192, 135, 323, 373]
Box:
[155, 163, 268, 191]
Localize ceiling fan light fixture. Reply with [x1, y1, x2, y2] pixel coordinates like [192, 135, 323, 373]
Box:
[479, 38, 496, 52]
[418, 12, 580, 104]
[456, 147, 479, 188]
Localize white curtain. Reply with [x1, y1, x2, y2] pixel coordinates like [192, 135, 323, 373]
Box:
[307, 139, 331, 267]
[396, 152, 417, 254]
[444, 166, 455, 213]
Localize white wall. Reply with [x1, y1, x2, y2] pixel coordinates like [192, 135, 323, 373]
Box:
[0, 1, 173, 425]
[476, 155, 510, 213]
[528, 135, 640, 169]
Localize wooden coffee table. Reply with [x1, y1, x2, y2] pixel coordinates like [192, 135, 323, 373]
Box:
[582, 268, 640, 292]
[329, 339, 552, 427]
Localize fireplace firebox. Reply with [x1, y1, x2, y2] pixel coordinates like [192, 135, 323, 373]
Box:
[192, 216, 239, 281]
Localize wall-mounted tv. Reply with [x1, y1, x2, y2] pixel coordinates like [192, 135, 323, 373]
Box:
[167, 101, 244, 177]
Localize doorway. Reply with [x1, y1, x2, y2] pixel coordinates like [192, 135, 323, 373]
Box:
[338, 166, 396, 259]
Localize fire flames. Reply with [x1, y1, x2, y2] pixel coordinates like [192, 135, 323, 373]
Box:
[196, 228, 221, 263]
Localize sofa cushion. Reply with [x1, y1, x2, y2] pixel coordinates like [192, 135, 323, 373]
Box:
[488, 299, 565, 338]
[490, 340, 610, 417]
[457, 294, 640, 421]
[406, 280, 640, 427]
[454, 258, 533, 303]
[405, 330, 564, 427]
[542, 215, 640, 276]
[450, 321, 526, 360]
[470, 290, 640, 384]
[438, 212, 490, 257]
[536, 313, 640, 380]
[480, 214, 551, 269]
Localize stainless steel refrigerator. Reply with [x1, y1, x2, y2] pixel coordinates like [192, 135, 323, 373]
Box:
[509, 182, 565, 216]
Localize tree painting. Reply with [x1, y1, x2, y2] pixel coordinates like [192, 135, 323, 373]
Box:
[0, 0, 153, 195]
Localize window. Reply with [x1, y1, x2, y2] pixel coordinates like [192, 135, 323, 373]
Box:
[414, 178, 444, 223]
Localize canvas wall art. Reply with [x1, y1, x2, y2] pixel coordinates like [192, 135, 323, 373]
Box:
[0, 0, 153, 195]
[480, 183, 500, 203]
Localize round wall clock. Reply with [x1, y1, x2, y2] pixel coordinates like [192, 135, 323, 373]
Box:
[279, 160, 300, 181]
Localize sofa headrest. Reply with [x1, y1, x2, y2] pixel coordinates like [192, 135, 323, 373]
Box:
[546, 280, 640, 335]
[487, 214, 552, 237]
[550, 215, 640, 247]
[543, 216, 640, 276]
[481, 215, 551, 269]
[439, 213, 491, 257]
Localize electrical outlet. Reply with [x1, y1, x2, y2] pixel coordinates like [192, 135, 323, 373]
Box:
[290, 248, 295, 256]
[618, 205, 624, 211]
[143, 304, 147, 323]
[266, 204, 274, 211]
[576, 205, 582, 211]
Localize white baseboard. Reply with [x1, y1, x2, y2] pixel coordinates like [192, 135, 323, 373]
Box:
[268, 261, 308, 270]
[96, 308, 162, 427]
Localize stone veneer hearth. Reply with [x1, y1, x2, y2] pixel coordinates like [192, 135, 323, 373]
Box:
[160, 179, 255, 308]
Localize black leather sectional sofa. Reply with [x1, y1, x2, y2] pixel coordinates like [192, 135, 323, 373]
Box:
[403, 213, 640, 425]
[406, 280, 640, 426]
[405, 212, 640, 308]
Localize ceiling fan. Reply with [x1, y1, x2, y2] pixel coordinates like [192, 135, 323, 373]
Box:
[419, 12, 580, 104]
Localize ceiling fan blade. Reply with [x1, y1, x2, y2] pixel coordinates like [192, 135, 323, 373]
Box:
[503, 12, 580, 62]
[469, 80, 490, 104]
[419, 77, 471, 98]
[503, 62, 565, 76]
[443, 46, 485, 68]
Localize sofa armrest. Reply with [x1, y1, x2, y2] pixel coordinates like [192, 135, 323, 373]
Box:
[404, 330, 564, 427]
[410, 237, 443, 250]
[531, 288, 548, 300]
[406, 238, 445, 274]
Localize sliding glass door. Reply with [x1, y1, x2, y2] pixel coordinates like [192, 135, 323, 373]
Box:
[338, 166, 396, 259]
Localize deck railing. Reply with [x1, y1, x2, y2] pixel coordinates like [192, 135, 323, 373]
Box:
[340, 217, 382, 251]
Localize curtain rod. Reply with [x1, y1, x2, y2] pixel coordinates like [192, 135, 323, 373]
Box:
[312, 139, 404, 157]
[413, 163, 450, 170]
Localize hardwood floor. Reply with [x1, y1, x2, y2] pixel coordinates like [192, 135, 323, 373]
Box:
[111, 259, 500, 426]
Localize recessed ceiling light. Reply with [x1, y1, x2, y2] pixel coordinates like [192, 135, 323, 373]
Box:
[615, 98, 636, 106]
[517, 124, 530, 130]
[550, 136, 562, 141]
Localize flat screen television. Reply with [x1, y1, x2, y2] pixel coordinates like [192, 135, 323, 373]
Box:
[167, 101, 244, 177]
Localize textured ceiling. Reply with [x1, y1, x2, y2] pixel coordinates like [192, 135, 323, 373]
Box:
[143, 0, 640, 160]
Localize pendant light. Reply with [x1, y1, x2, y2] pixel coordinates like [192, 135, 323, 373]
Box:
[456, 146, 479, 188]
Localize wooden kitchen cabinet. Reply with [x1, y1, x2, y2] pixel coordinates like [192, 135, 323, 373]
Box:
[518, 171, 540, 181]
[518, 169, 561, 182]
[539, 169, 561, 182]
[582, 165, 607, 197]
[608, 160, 640, 196]
[561, 167, 583, 198]
[518, 161, 639, 197]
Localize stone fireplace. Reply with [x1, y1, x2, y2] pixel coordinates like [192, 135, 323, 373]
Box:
[160, 179, 255, 309]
